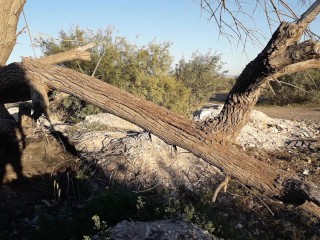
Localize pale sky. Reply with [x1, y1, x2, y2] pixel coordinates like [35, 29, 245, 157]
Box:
[8, 0, 320, 75]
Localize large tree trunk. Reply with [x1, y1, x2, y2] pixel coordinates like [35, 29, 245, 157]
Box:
[0, 58, 317, 206]
[0, 0, 320, 212]
[0, 0, 26, 65]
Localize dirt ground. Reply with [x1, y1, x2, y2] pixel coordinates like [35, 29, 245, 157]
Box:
[0, 102, 319, 239]
[255, 105, 320, 123]
[212, 92, 320, 122]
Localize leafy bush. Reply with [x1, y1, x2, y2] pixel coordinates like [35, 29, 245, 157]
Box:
[39, 27, 192, 117]
[59, 95, 101, 123]
[175, 50, 227, 104]
[260, 69, 320, 105]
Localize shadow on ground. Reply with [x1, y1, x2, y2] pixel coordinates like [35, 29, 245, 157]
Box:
[0, 130, 319, 240]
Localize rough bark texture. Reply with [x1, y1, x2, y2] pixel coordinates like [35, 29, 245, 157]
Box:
[0, 0, 320, 213]
[3, 59, 314, 205]
[207, 3, 320, 140]
[0, 0, 26, 65]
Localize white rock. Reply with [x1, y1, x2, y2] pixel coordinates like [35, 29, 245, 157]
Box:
[302, 169, 309, 175]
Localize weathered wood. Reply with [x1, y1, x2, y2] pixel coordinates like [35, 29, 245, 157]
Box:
[0, 0, 320, 211]
[206, 3, 320, 140]
[37, 43, 96, 65]
[0, 42, 96, 104]
[19, 59, 320, 205]
[300, 201, 320, 218]
[0, 0, 26, 65]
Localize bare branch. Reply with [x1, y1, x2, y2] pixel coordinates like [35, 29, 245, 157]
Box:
[270, 40, 320, 68]
[212, 175, 230, 202]
[306, 70, 318, 87]
[200, 0, 320, 47]
[272, 79, 309, 92]
[298, 0, 320, 25]
[22, 9, 36, 58]
[92, 43, 106, 77]
[37, 43, 96, 65]
[270, 0, 283, 22]
[269, 59, 320, 79]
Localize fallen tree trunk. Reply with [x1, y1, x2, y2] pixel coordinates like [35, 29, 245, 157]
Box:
[0, 0, 320, 213]
[3, 58, 314, 205]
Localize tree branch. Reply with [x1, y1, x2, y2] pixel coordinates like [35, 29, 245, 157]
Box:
[0, 44, 96, 104]
[271, 40, 320, 68]
[297, 0, 320, 26]
[18, 58, 320, 206]
[205, 3, 320, 140]
[269, 59, 320, 79]
[37, 43, 96, 65]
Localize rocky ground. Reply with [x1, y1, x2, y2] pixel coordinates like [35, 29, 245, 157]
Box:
[0, 104, 319, 239]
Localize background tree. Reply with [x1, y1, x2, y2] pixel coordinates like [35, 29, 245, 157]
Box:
[175, 50, 225, 104]
[39, 27, 192, 118]
[261, 69, 320, 105]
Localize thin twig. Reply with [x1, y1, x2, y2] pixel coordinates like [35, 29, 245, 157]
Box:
[21, 9, 36, 57]
[236, 180, 275, 216]
[133, 179, 161, 193]
[270, 0, 283, 22]
[306, 70, 318, 88]
[212, 175, 230, 202]
[16, 26, 27, 37]
[92, 43, 106, 77]
[274, 79, 309, 92]
[76, 61, 85, 73]
[267, 82, 277, 95]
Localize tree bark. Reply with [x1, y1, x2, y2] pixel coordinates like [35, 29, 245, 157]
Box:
[206, 3, 320, 140]
[1, 58, 313, 206]
[37, 43, 96, 65]
[0, 0, 26, 65]
[0, 0, 320, 213]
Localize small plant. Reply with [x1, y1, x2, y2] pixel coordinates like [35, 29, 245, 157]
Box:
[184, 204, 196, 222]
[136, 196, 146, 210]
[164, 197, 183, 219]
[92, 215, 107, 231]
[76, 169, 90, 180]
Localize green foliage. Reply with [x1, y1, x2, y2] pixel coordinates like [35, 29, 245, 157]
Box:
[59, 95, 101, 123]
[39, 27, 192, 117]
[136, 196, 146, 210]
[32, 188, 165, 240]
[175, 50, 226, 104]
[260, 69, 320, 105]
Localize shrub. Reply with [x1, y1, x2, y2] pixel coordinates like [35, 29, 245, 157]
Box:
[175, 50, 227, 104]
[260, 69, 320, 105]
[39, 27, 192, 118]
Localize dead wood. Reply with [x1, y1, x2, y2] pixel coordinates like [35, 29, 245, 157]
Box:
[14, 58, 318, 206]
[37, 43, 96, 65]
[0, 0, 320, 214]
[300, 201, 320, 218]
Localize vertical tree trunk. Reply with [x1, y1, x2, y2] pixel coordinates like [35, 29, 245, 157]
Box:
[0, 0, 26, 119]
[0, 0, 26, 65]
